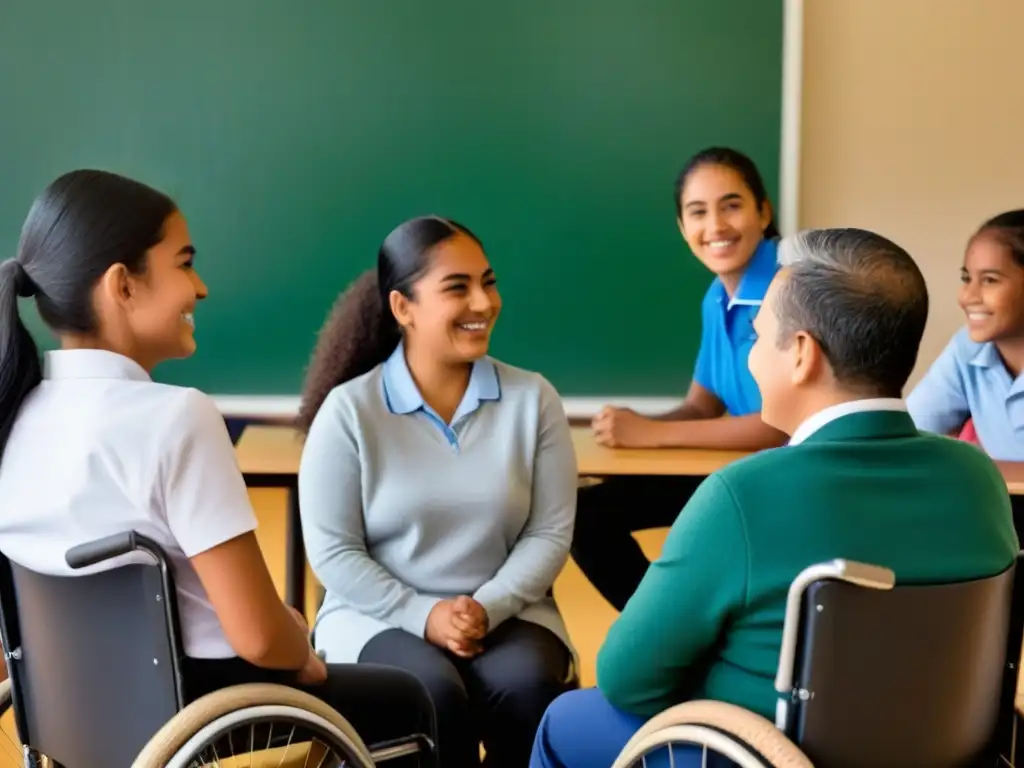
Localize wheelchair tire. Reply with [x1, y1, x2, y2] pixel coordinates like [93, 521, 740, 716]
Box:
[610, 700, 813, 768]
[131, 682, 375, 768]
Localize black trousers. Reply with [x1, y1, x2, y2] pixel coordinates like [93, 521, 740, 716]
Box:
[570, 475, 703, 611]
[360, 618, 575, 768]
[182, 656, 437, 765]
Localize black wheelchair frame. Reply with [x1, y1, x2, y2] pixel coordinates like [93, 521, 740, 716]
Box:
[0, 530, 431, 768]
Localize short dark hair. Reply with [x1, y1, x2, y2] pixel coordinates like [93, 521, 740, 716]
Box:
[0, 169, 176, 456]
[673, 146, 780, 239]
[296, 215, 481, 432]
[773, 228, 929, 397]
[972, 209, 1024, 268]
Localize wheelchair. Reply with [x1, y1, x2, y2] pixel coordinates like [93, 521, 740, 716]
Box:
[612, 555, 1024, 768]
[0, 531, 433, 768]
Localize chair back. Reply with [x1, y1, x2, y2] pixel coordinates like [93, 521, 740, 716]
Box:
[0, 534, 186, 768]
[780, 557, 1021, 768]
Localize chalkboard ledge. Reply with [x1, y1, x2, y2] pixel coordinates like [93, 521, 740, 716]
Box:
[211, 395, 681, 423]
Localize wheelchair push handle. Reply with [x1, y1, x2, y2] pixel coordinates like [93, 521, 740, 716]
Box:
[65, 530, 169, 570]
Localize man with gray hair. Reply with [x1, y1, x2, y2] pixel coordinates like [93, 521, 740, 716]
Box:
[751, 227, 930, 434]
[529, 228, 1017, 768]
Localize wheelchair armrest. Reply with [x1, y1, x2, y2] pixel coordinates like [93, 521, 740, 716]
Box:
[65, 531, 170, 570]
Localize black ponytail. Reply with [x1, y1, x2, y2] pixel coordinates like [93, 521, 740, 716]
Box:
[0, 169, 176, 458]
[0, 260, 42, 453]
[296, 215, 481, 432]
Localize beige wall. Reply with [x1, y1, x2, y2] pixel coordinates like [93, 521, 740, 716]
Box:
[799, 0, 1024, 386]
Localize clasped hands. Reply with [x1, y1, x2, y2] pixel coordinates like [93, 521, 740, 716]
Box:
[426, 595, 490, 658]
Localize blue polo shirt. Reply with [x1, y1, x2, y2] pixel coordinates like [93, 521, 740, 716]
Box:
[907, 327, 1024, 461]
[692, 238, 778, 416]
[381, 341, 502, 452]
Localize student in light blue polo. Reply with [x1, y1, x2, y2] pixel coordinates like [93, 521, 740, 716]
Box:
[908, 210, 1024, 461]
[296, 216, 578, 768]
[571, 147, 788, 612]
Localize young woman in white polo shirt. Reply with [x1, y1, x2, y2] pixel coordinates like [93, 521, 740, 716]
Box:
[296, 216, 579, 767]
[0, 169, 436, 754]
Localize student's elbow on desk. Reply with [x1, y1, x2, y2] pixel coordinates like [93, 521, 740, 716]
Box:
[656, 412, 786, 450]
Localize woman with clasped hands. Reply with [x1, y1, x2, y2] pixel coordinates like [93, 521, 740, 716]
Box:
[297, 216, 579, 767]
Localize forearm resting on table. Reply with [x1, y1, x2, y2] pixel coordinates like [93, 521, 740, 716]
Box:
[655, 413, 787, 451]
[653, 401, 716, 422]
[651, 382, 723, 423]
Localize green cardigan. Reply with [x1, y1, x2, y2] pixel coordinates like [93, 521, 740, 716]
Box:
[596, 410, 1019, 720]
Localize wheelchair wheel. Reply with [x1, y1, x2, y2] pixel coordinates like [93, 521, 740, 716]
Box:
[611, 700, 813, 768]
[132, 682, 376, 768]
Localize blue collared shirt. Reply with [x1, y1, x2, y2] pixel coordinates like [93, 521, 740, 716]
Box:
[692, 237, 778, 416]
[381, 341, 502, 451]
[907, 327, 1024, 461]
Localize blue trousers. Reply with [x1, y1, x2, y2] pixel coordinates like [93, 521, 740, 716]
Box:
[529, 688, 736, 768]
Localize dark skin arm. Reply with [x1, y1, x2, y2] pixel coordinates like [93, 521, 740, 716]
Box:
[651, 380, 725, 421]
[593, 381, 787, 451]
[190, 532, 326, 683]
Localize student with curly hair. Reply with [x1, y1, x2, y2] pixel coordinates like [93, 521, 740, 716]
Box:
[297, 216, 579, 767]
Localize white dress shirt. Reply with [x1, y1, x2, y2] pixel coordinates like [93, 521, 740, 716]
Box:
[0, 349, 257, 658]
[788, 398, 908, 446]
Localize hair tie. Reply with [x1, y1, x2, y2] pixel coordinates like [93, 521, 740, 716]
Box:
[3, 260, 37, 298]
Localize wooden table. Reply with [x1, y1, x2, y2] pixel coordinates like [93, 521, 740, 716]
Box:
[570, 428, 747, 477]
[235, 423, 1024, 608]
[234, 426, 306, 609]
[998, 462, 1024, 496]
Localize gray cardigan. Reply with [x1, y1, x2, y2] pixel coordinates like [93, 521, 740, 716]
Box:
[300, 344, 578, 665]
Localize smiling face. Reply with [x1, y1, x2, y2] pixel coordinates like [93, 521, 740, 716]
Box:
[390, 231, 501, 365]
[678, 163, 772, 287]
[99, 211, 208, 368]
[958, 231, 1024, 344]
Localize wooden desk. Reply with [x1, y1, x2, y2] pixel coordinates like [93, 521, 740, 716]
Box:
[235, 424, 749, 478]
[235, 423, 305, 478]
[235, 424, 1024, 609]
[236, 424, 1024, 490]
[998, 462, 1024, 496]
[571, 428, 747, 477]
[235, 425, 306, 610]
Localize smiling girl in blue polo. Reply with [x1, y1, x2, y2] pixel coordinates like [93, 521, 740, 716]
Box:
[908, 210, 1024, 461]
[571, 147, 788, 613]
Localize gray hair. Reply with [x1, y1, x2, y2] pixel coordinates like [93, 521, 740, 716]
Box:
[772, 228, 929, 397]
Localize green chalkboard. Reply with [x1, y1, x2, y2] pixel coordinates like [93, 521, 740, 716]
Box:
[0, 1, 784, 396]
